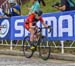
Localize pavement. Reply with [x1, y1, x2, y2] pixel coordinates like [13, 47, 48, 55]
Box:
[0, 50, 75, 61]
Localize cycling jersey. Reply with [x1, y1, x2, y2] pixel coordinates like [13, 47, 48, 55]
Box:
[24, 14, 44, 30]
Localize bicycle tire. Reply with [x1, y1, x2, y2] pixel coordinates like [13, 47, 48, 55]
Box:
[39, 36, 51, 60]
[23, 36, 34, 58]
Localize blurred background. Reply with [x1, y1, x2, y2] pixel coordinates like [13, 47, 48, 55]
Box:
[0, 0, 59, 16]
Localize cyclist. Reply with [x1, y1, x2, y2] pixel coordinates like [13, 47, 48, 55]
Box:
[24, 10, 50, 50]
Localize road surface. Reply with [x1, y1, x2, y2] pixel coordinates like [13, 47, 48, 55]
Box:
[0, 55, 75, 66]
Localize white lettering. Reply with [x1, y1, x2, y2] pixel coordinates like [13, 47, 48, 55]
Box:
[15, 19, 24, 37]
[58, 15, 73, 37]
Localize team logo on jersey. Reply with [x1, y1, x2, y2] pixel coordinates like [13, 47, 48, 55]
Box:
[0, 19, 9, 38]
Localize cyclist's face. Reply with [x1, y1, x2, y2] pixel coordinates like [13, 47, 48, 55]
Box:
[35, 14, 40, 19]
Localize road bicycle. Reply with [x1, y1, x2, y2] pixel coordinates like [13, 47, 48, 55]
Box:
[23, 26, 51, 60]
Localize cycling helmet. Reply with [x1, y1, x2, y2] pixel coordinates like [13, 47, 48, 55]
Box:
[35, 10, 43, 16]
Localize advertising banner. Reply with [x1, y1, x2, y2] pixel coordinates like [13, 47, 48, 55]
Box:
[0, 18, 11, 40]
[0, 10, 75, 40]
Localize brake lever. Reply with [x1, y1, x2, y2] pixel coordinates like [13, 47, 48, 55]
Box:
[48, 26, 52, 33]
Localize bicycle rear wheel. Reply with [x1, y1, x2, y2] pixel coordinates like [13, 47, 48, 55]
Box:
[39, 36, 51, 60]
[23, 36, 34, 58]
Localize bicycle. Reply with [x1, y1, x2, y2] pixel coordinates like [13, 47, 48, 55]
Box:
[23, 26, 51, 60]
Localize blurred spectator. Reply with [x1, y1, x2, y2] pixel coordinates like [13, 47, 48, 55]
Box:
[4, 2, 21, 17]
[0, 7, 4, 18]
[52, 0, 75, 11]
[5, 0, 21, 44]
[27, 0, 40, 15]
[9, 3, 21, 16]
[38, 0, 46, 6]
[8, 0, 17, 4]
[17, 0, 22, 5]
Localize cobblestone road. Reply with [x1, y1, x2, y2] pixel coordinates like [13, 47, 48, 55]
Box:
[0, 55, 75, 66]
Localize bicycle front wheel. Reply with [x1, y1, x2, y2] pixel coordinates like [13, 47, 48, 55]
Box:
[39, 36, 51, 60]
[23, 36, 34, 58]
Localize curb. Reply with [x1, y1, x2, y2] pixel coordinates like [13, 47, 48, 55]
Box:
[50, 53, 75, 61]
[0, 50, 75, 61]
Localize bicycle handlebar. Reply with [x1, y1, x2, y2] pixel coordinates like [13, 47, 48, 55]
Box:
[38, 26, 52, 33]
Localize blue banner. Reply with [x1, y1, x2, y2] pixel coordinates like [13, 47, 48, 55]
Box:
[0, 10, 75, 40]
[0, 18, 11, 40]
[10, 16, 26, 40]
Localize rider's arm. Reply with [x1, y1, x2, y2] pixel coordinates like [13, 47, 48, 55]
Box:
[39, 17, 49, 28]
[29, 14, 36, 28]
[28, 18, 33, 28]
[29, 22, 35, 28]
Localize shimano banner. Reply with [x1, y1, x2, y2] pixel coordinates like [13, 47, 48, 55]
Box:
[0, 10, 75, 40]
[10, 16, 26, 40]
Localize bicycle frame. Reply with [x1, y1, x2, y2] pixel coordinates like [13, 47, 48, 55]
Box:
[23, 26, 51, 60]
[33, 27, 51, 46]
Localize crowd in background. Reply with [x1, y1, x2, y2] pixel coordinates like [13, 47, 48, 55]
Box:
[52, 0, 75, 11]
[0, 0, 47, 17]
[0, 0, 75, 18]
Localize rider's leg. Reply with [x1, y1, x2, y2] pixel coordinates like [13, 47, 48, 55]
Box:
[29, 28, 35, 43]
[34, 26, 40, 41]
[24, 22, 37, 50]
[29, 28, 37, 50]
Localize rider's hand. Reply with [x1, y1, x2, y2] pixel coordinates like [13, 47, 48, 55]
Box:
[48, 26, 51, 28]
[45, 25, 50, 28]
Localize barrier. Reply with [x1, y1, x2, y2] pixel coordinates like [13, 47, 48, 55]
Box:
[0, 10, 75, 53]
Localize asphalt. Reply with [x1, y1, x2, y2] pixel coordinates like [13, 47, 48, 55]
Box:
[0, 50, 75, 61]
